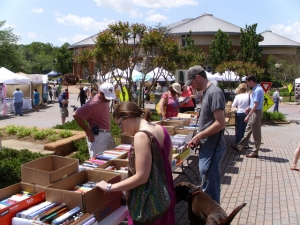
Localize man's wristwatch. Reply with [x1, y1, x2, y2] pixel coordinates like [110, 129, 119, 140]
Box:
[107, 183, 112, 193]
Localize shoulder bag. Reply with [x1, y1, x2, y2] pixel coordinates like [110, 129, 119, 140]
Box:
[127, 130, 171, 225]
[155, 93, 169, 115]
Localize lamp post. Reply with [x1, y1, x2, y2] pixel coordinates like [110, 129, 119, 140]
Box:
[275, 62, 281, 87]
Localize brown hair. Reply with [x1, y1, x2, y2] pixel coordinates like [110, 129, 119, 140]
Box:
[112, 102, 152, 122]
[246, 74, 257, 82]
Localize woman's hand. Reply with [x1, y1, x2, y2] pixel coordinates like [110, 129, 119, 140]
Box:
[96, 180, 109, 192]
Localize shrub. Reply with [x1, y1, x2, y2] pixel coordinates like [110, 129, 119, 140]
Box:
[0, 148, 45, 189]
[32, 130, 47, 140]
[16, 126, 32, 138]
[53, 120, 83, 131]
[58, 130, 73, 138]
[72, 139, 89, 164]
[262, 111, 286, 121]
[5, 125, 18, 135]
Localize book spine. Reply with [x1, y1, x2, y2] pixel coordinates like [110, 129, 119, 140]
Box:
[27, 202, 57, 219]
[21, 201, 52, 218]
[52, 207, 81, 225]
[43, 207, 68, 223]
[36, 203, 66, 221]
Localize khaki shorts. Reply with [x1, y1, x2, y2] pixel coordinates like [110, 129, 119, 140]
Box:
[60, 107, 69, 118]
[86, 132, 116, 158]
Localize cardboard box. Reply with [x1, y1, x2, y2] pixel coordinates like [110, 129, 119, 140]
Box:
[152, 120, 184, 129]
[45, 170, 121, 219]
[168, 116, 190, 126]
[21, 156, 79, 187]
[0, 183, 46, 225]
[93, 197, 121, 222]
[95, 159, 128, 180]
[120, 133, 134, 145]
[184, 111, 199, 116]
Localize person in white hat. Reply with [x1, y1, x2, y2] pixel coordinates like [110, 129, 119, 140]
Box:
[73, 83, 116, 158]
[159, 82, 182, 120]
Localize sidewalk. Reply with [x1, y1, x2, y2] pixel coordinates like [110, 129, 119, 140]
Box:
[173, 124, 300, 225]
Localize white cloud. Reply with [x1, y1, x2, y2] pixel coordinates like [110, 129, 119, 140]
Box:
[271, 22, 300, 42]
[32, 7, 44, 13]
[56, 14, 114, 32]
[59, 34, 89, 45]
[145, 10, 168, 23]
[27, 32, 38, 39]
[93, 0, 197, 15]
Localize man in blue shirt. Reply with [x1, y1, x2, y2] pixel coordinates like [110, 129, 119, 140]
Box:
[13, 88, 24, 116]
[231, 74, 264, 158]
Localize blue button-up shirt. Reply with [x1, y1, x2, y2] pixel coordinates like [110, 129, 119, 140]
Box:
[250, 84, 264, 110]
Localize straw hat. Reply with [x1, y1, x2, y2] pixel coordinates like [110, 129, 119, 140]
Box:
[170, 83, 182, 94]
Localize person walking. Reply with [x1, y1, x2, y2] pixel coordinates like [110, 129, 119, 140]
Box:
[77, 87, 87, 106]
[13, 88, 24, 116]
[272, 88, 280, 112]
[73, 83, 116, 158]
[58, 91, 69, 124]
[97, 101, 175, 225]
[290, 142, 300, 171]
[232, 83, 250, 148]
[48, 86, 53, 102]
[231, 74, 264, 158]
[33, 89, 40, 112]
[185, 65, 226, 204]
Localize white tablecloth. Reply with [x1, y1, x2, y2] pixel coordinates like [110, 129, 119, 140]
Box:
[22, 99, 32, 110]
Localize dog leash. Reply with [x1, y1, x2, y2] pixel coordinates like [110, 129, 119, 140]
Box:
[197, 130, 223, 190]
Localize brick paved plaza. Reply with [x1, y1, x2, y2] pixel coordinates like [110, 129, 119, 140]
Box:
[174, 124, 300, 225]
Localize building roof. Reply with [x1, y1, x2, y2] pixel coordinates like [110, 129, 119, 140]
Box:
[259, 30, 300, 47]
[167, 13, 241, 35]
[68, 34, 98, 49]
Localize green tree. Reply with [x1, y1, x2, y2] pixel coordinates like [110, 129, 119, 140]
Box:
[73, 48, 93, 80]
[55, 43, 73, 75]
[0, 20, 27, 72]
[179, 32, 206, 69]
[237, 23, 263, 65]
[209, 29, 232, 70]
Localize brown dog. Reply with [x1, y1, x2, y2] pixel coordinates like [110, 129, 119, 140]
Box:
[175, 182, 246, 225]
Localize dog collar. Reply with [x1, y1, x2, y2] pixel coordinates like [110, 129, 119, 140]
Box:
[186, 188, 201, 201]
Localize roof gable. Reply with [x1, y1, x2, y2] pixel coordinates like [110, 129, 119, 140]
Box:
[168, 13, 241, 35]
[259, 30, 300, 47]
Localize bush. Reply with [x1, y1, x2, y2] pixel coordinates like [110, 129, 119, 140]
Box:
[262, 111, 286, 121]
[0, 148, 45, 189]
[72, 139, 89, 164]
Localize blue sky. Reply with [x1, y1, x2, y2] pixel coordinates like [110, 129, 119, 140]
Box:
[1, 0, 299, 47]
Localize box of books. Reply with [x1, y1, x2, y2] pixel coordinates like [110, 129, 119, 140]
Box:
[45, 170, 121, 220]
[95, 159, 129, 180]
[21, 155, 79, 187]
[93, 197, 121, 222]
[0, 182, 45, 225]
[168, 116, 191, 126]
[152, 120, 184, 129]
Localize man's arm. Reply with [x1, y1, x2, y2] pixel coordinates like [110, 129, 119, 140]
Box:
[73, 112, 94, 142]
[188, 109, 225, 148]
[244, 102, 259, 123]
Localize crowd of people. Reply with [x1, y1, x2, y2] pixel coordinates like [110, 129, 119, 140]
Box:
[9, 67, 300, 224]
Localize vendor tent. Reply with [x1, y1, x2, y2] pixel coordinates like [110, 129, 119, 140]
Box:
[47, 70, 61, 77]
[123, 68, 151, 82]
[104, 68, 125, 81]
[0, 67, 31, 85]
[146, 68, 175, 82]
[214, 71, 244, 82]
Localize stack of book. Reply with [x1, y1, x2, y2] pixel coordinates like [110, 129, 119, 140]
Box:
[114, 144, 132, 151]
[95, 150, 127, 161]
[0, 191, 33, 209]
[171, 134, 188, 154]
[12, 202, 97, 225]
[71, 181, 97, 193]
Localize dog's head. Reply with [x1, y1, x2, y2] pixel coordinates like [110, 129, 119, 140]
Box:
[175, 182, 199, 203]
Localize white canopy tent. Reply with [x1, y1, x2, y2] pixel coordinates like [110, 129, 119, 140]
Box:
[104, 68, 125, 80]
[0, 67, 31, 85]
[214, 71, 246, 82]
[146, 67, 175, 82]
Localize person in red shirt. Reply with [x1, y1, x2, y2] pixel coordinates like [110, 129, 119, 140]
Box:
[179, 83, 196, 113]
